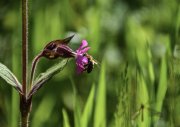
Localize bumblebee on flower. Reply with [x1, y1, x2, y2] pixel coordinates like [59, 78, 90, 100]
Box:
[41, 35, 97, 74]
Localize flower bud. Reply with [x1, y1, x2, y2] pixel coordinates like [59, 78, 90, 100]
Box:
[42, 35, 75, 59]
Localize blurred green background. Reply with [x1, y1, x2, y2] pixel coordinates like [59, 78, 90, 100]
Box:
[0, 0, 180, 127]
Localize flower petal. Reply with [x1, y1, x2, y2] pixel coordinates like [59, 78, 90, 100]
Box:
[76, 40, 89, 53]
[75, 55, 88, 74]
[80, 47, 90, 54]
[80, 40, 88, 49]
[76, 65, 84, 74]
[76, 55, 88, 65]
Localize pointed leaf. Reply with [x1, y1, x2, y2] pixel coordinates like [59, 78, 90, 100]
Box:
[136, 74, 150, 127]
[81, 84, 95, 127]
[155, 56, 167, 120]
[74, 97, 82, 127]
[62, 108, 71, 127]
[0, 63, 22, 93]
[94, 61, 106, 127]
[28, 59, 68, 97]
[70, 77, 81, 127]
[11, 88, 19, 127]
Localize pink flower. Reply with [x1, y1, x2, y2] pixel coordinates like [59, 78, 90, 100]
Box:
[75, 40, 90, 74]
[42, 36, 94, 74]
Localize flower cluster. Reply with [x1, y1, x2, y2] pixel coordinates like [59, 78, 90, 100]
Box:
[42, 35, 96, 74]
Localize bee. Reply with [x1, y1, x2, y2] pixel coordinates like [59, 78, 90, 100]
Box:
[84, 53, 98, 73]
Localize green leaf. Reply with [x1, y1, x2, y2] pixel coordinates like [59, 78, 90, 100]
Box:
[94, 61, 106, 127]
[70, 77, 81, 127]
[74, 97, 82, 127]
[29, 59, 68, 97]
[81, 84, 95, 127]
[0, 63, 22, 93]
[136, 74, 150, 127]
[62, 108, 71, 127]
[155, 56, 167, 119]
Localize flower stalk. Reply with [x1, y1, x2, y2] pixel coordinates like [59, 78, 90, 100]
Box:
[30, 53, 43, 87]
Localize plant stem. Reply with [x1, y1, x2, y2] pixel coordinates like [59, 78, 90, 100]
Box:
[30, 53, 43, 87]
[21, 114, 29, 127]
[21, 0, 31, 127]
[20, 95, 32, 127]
[22, 0, 28, 96]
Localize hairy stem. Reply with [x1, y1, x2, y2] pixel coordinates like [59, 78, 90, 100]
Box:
[21, 0, 31, 127]
[30, 53, 43, 87]
[20, 95, 32, 127]
[22, 0, 28, 95]
[21, 114, 29, 127]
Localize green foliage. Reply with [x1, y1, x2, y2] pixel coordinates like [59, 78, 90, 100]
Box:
[34, 59, 68, 86]
[62, 108, 70, 127]
[0, 63, 21, 92]
[156, 56, 167, 113]
[136, 74, 150, 127]
[11, 89, 19, 127]
[0, 0, 179, 126]
[94, 61, 106, 127]
[29, 59, 68, 96]
[81, 84, 95, 127]
[65, 61, 106, 127]
[72, 84, 96, 127]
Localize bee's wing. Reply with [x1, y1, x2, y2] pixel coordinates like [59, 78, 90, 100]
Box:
[94, 59, 101, 69]
[93, 58, 99, 65]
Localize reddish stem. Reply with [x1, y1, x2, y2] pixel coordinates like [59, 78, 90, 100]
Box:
[30, 53, 43, 87]
[22, 0, 28, 96]
[21, 0, 31, 127]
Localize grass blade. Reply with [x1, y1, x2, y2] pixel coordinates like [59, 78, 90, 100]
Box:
[62, 108, 71, 127]
[94, 61, 106, 127]
[136, 74, 150, 127]
[155, 56, 167, 118]
[81, 84, 95, 127]
[11, 88, 19, 127]
[70, 77, 81, 127]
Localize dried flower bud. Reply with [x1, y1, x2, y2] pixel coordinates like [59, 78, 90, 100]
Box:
[42, 35, 76, 59]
